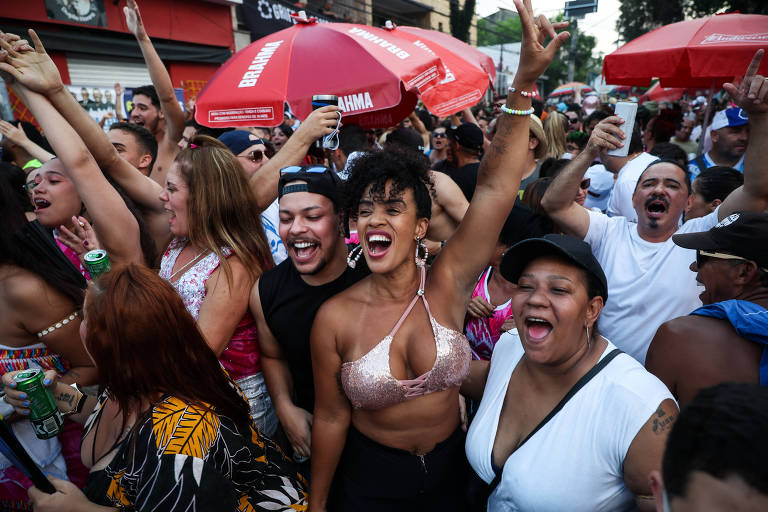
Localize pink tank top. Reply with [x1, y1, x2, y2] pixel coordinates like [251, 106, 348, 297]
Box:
[341, 264, 471, 410]
[465, 266, 513, 361]
[159, 238, 260, 380]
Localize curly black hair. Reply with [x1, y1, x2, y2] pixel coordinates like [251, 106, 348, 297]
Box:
[342, 147, 433, 229]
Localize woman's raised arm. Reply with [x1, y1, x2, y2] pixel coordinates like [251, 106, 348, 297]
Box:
[432, 0, 568, 315]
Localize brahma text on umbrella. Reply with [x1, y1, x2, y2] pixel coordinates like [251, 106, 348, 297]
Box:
[238, 41, 284, 88]
[347, 28, 410, 59]
[700, 32, 768, 45]
[412, 40, 455, 84]
[338, 92, 374, 113]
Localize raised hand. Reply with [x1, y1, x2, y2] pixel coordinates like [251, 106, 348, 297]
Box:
[513, 0, 570, 86]
[0, 29, 64, 95]
[585, 116, 626, 155]
[124, 0, 148, 40]
[57, 216, 101, 265]
[724, 50, 768, 116]
[0, 120, 30, 146]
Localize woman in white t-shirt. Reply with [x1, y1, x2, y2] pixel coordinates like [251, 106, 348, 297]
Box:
[463, 234, 677, 512]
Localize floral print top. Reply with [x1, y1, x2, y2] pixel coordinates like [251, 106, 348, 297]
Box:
[83, 390, 307, 511]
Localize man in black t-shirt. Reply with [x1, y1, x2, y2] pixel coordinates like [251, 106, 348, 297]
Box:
[250, 166, 368, 466]
[441, 123, 483, 201]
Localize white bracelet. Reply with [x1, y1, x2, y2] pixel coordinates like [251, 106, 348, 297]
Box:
[509, 87, 537, 97]
[500, 105, 535, 116]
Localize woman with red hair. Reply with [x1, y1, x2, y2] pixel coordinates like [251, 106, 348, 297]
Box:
[3, 264, 306, 511]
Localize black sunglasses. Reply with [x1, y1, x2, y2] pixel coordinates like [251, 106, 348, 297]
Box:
[568, 117, 579, 124]
[579, 178, 591, 190]
[280, 165, 329, 176]
[695, 249, 749, 268]
[239, 150, 264, 163]
[432, 132, 446, 138]
[25, 174, 42, 193]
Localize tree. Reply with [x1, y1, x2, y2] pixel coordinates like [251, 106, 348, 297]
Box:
[543, 26, 602, 93]
[616, 0, 683, 44]
[449, 0, 476, 43]
[477, 15, 521, 47]
[686, 0, 767, 17]
[617, 0, 767, 44]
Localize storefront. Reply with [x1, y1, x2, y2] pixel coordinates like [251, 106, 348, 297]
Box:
[1, 0, 237, 120]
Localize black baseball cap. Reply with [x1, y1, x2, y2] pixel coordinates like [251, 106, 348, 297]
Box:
[447, 123, 484, 151]
[672, 211, 768, 269]
[500, 234, 608, 301]
[277, 165, 342, 207]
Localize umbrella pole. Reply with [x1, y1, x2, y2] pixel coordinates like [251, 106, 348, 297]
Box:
[697, 78, 716, 156]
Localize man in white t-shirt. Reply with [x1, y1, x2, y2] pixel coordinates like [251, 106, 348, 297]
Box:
[541, 62, 768, 363]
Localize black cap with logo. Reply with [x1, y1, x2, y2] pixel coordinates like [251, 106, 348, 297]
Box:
[672, 211, 768, 269]
[447, 123, 484, 152]
[500, 234, 608, 301]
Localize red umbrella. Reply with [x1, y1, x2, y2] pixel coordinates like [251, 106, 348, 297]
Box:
[383, 22, 495, 116]
[195, 13, 445, 129]
[603, 13, 768, 88]
[639, 83, 685, 103]
[549, 82, 593, 97]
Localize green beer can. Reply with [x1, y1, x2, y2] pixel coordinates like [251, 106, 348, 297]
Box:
[84, 249, 111, 279]
[13, 369, 63, 439]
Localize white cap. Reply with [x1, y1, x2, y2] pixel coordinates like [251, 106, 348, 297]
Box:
[710, 107, 749, 131]
[583, 164, 614, 212]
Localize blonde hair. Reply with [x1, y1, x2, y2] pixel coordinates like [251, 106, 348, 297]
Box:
[175, 135, 272, 285]
[543, 112, 568, 160]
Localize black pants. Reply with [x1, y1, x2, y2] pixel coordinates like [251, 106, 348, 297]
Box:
[328, 426, 469, 512]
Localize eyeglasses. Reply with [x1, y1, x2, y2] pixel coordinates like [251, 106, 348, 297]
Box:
[25, 174, 42, 193]
[280, 165, 329, 176]
[432, 132, 446, 138]
[238, 150, 264, 163]
[695, 250, 751, 269]
[579, 178, 591, 190]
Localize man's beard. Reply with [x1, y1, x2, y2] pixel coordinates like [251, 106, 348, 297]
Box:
[297, 256, 328, 276]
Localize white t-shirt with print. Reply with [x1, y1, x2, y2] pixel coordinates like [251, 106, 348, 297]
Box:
[606, 152, 659, 222]
[584, 207, 720, 363]
[260, 199, 287, 265]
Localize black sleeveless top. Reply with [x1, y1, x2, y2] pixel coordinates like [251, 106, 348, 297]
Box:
[259, 255, 368, 411]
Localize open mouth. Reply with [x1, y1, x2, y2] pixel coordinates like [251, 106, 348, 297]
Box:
[366, 232, 392, 258]
[34, 198, 51, 212]
[525, 316, 553, 342]
[645, 199, 668, 219]
[289, 239, 319, 262]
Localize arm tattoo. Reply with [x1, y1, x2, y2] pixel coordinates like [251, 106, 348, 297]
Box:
[57, 391, 75, 408]
[651, 406, 676, 434]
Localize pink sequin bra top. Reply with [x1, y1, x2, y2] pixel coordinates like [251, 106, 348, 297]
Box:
[341, 264, 471, 410]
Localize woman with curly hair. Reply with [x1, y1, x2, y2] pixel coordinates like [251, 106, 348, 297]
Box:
[308, 1, 570, 509]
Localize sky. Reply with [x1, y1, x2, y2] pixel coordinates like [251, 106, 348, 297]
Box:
[476, 0, 622, 57]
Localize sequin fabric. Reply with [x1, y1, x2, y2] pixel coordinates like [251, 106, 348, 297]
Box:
[341, 265, 471, 410]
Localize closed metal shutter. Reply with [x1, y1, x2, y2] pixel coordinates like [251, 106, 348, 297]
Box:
[67, 53, 153, 88]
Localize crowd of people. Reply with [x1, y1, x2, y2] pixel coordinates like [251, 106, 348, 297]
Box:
[0, 0, 767, 510]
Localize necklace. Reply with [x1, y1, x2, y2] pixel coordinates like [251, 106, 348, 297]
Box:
[169, 247, 209, 282]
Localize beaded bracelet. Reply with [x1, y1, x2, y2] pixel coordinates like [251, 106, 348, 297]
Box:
[509, 86, 537, 97]
[500, 105, 535, 116]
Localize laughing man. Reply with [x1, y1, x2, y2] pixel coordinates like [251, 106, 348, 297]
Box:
[540, 51, 768, 364]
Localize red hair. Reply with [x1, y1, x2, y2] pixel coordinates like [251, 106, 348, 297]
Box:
[84, 264, 249, 427]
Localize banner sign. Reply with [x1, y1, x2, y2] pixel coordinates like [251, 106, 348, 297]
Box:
[46, 0, 107, 27]
[65, 85, 184, 131]
[242, 0, 333, 39]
